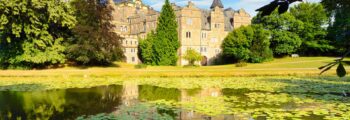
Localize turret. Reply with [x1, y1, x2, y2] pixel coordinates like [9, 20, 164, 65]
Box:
[210, 0, 224, 9]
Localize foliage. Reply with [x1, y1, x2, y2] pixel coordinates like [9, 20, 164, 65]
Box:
[138, 31, 155, 65]
[321, 0, 350, 49]
[318, 0, 350, 77]
[152, 0, 179, 66]
[249, 25, 273, 63]
[222, 25, 272, 63]
[0, 0, 76, 69]
[269, 30, 302, 56]
[290, 2, 333, 55]
[67, 0, 124, 65]
[253, 11, 302, 56]
[183, 49, 202, 66]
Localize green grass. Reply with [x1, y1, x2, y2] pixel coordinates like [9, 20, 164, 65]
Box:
[0, 57, 347, 78]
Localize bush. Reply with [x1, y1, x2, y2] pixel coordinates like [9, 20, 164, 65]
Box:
[134, 64, 148, 69]
[236, 61, 248, 67]
[183, 49, 202, 66]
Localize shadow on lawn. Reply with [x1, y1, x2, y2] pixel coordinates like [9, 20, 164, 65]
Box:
[0, 84, 47, 91]
[262, 77, 350, 102]
[67, 62, 121, 69]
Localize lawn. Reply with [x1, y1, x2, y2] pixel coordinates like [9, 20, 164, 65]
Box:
[0, 57, 347, 78]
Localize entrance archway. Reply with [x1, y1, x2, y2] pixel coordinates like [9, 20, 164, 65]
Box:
[201, 56, 208, 66]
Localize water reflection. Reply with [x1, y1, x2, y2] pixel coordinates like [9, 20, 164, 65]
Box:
[0, 82, 330, 120]
[0, 85, 123, 120]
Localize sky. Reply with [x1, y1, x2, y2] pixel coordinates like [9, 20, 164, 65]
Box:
[142, 0, 321, 16]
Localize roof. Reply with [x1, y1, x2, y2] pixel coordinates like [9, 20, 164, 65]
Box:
[210, 0, 224, 9]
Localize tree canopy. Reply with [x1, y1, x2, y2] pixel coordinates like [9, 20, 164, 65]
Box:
[67, 0, 124, 65]
[138, 0, 179, 66]
[222, 25, 273, 63]
[0, 0, 76, 69]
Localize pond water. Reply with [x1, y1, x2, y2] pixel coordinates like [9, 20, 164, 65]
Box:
[0, 81, 348, 120]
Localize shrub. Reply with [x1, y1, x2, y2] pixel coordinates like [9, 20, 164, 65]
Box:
[134, 64, 148, 69]
[236, 61, 248, 67]
[183, 49, 202, 66]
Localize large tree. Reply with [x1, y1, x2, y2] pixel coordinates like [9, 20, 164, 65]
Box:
[321, 0, 350, 50]
[253, 11, 302, 56]
[67, 0, 124, 65]
[222, 25, 272, 63]
[290, 2, 333, 55]
[0, 0, 76, 69]
[138, 31, 155, 65]
[152, 0, 179, 66]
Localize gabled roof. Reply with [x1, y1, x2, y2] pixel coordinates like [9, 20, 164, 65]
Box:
[210, 0, 224, 9]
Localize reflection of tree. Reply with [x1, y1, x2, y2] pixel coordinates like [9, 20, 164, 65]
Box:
[0, 85, 123, 120]
[138, 85, 180, 101]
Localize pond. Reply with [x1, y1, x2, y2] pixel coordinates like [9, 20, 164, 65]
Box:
[1, 79, 350, 120]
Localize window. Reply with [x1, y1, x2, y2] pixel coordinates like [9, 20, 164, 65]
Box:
[132, 57, 135, 62]
[126, 40, 128, 45]
[131, 48, 134, 53]
[120, 26, 128, 32]
[131, 41, 133, 45]
[186, 18, 192, 25]
[215, 24, 220, 28]
[135, 41, 138, 45]
[201, 32, 206, 39]
[200, 47, 207, 53]
[186, 32, 191, 38]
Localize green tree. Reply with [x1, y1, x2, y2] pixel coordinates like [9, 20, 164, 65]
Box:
[152, 0, 179, 66]
[183, 49, 202, 66]
[253, 11, 302, 56]
[270, 30, 302, 56]
[321, 0, 350, 50]
[250, 25, 273, 63]
[222, 25, 272, 63]
[290, 2, 333, 55]
[138, 31, 155, 65]
[67, 0, 124, 65]
[0, 0, 76, 69]
[222, 26, 253, 62]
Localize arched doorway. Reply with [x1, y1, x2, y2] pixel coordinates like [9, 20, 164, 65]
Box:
[201, 56, 208, 66]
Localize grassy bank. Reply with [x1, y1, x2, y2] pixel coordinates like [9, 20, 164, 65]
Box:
[0, 57, 347, 78]
[0, 57, 349, 91]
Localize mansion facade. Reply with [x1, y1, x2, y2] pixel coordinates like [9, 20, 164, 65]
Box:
[110, 0, 251, 65]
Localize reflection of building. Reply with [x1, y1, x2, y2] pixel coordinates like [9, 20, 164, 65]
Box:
[110, 0, 251, 65]
[180, 88, 227, 120]
[121, 81, 139, 106]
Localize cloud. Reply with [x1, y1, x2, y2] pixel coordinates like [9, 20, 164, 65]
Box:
[145, 0, 321, 16]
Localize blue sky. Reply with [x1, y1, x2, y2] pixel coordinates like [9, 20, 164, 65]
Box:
[142, 0, 321, 16]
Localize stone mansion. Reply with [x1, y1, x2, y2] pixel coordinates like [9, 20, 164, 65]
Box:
[110, 0, 251, 65]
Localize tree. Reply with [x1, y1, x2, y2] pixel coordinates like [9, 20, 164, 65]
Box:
[321, 0, 350, 50]
[270, 30, 302, 56]
[250, 25, 273, 63]
[138, 31, 155, 65]
[319, 0, 350, 77]
[67, 0, 124, 65]
[290, 2, 333, 55]
[253, 11, 302, 56]
[0, 0, 76, 69]
[183, 49, 202, 66]
[222, 26, 253, 62]
[222, 25, 273, 63]
[152, 0, 179, 66]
